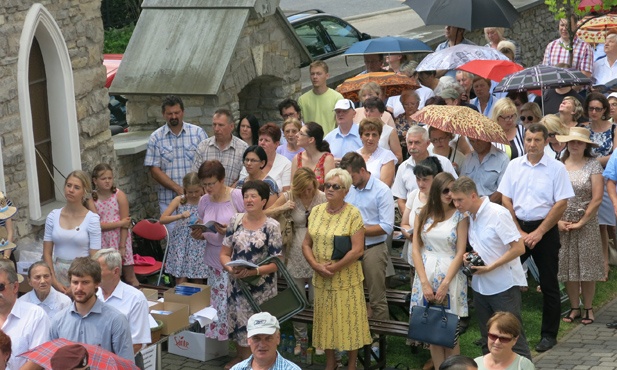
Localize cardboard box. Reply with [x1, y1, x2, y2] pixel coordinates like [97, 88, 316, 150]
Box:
[138, 343, 161, 370]
[163, 283, 211, 314]
[141, 288, 159, 301]
[168, 330, 229, 362]
[149, 302, 189, 335]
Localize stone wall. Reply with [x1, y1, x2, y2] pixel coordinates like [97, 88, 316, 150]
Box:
[0, 1, 114, 241]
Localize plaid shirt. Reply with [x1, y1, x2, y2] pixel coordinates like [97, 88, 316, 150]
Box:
[191, 135, 249, 186]
[144, 122, 208, 205]
[543, 37, 594, 74]
[231, 352, 301, 370]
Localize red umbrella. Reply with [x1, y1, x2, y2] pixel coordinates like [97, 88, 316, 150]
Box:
[457, 60, 524, 83]
[578, 0, 606, 11]
[20, 338, 139, 370]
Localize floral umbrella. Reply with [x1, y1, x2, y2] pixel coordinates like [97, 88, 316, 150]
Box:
[576, 14, 617, 44]
[416, 44, 509, 72]
[411, 105, 509, 144]
[335, 72, 419, 103]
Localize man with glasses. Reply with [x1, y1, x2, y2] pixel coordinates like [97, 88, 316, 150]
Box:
[0, 260, 50, 369]
[324, 99, 363, 166]
[192, 109, 248, 186]
[498, 123, 574, 352]
[450, 177, 531, 359]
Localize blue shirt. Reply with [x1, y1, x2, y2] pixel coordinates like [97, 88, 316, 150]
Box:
[50, 299, 134, 361]
[324, 124, 363, 159]
[460, 145, 509, 197]
[603, 150, 617, 181]
[231, 351, 300, 370]
[345, 175, 394, 245]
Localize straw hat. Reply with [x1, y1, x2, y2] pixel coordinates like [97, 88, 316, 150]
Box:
[0, 228, 16, 253]
[0, 193, 16, 220]
[555, 127, 599, 147]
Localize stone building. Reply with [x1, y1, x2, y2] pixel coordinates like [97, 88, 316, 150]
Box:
[0, 1, 113, 242]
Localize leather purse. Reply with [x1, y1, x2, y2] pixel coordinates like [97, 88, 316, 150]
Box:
[331, 235, 352, 260]
[408, 303, 460, 349]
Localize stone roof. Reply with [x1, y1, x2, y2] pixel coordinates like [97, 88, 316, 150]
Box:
[109, 0, 311, 95]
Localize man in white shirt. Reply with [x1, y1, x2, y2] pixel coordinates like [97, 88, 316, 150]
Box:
[18, 261, 71, 319]
[498, 123, 574, 352]
[0, 260, 50, 369]
[94, 249, 151, 353]
[392, 126, 457, 211]
[451, 177, 531, 359]
[324, 99, 363, 165]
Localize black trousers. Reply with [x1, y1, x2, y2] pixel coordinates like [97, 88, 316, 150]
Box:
[518, 219, 561, 339]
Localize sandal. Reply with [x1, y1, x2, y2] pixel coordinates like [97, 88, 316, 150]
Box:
[582, 307, 594, 325]
[562, 307, 581, 323]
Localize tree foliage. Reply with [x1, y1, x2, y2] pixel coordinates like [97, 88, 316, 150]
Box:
[101, 0, 143, 29]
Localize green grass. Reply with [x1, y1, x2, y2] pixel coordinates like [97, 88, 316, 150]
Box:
[103, 24, 135, 54]
[279, 267, 617, 369]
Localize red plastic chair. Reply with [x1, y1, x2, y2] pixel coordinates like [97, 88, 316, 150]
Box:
[132, 219, 169, 285]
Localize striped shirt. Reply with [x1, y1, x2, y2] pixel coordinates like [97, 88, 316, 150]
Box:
[231, 352, 301, 370]
[192, 136, 249, 186]
[543, 37, 593, 74]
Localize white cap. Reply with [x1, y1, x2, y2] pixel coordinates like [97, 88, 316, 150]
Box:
[247, 312, 280, 337]
[333, 99, 355, 111]
[608, 92, 617, 100]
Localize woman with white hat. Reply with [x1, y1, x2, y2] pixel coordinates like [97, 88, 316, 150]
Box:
[0, 192, 17, 262]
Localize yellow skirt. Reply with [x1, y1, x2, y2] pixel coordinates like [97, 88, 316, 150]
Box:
[313, 284, 372, 351]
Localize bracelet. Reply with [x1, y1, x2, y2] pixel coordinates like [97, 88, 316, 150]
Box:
[256, 267, 260, 276]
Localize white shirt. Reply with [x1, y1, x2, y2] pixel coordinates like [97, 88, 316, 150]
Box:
[18, 288, 72, 319]
[387, 85, 435, 117]
[593, 56, 617, 85]
[468, 197, 527, 295]
[240, 153, 291, 190]
[392, 154, 457, 199]
[379, 124, 395, 151]
[498, 153, 575, 221]
[96, 281, 151, 346]
[404, 189, 425, 265]
[3, 300, 50, 369]
[357, 146, 397, 181]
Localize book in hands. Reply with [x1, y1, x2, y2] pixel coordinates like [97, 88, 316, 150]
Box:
[225, 260, 259, 269]
[189, 221, 223, 233]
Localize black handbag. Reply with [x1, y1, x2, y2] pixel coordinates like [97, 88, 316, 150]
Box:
[331, 235, 352, 260]
[408, 303, 460, 349]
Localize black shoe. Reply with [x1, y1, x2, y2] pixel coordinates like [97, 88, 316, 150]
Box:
[606, 321, 617, 329]
[459, 316, 470, 334]
[535, 337, 557, 352]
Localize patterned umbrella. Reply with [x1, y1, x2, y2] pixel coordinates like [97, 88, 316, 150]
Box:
[578, 0, 607, 11]
[411, 105, 509, 144]
[457, 60, 524, 82]
[576, 15, 617, 44]
[416, 44, 510, 72]
[335, 72, 420, 103]
[344, 36, 433, 55]
[20, 338, 140, 370]
[493, 65, 592, 92]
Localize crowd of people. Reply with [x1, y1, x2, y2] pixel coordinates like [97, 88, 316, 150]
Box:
[3, 16, 617, 370]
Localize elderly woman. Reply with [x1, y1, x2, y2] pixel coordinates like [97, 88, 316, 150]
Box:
[498, 40, 517, 62]
[266, 168, 326, 355]
[191, 160, 245, 342]
[492, 98, 525, 160]
[558, 96, 584, 128]
[276, 118, 304, 161]
[220, 180, 282, 369]
[484, 27, 522, 65]
[541, 114, 570, 160]
[456, 70, 476, 103]
[236, 114, 260, 146]
[428, 127, 465, 173]
[363, 97, 403, 163]
[44, 170, 101, 293]
[471, 77, 496, 118]
[236, 146, 279, 208]
[519, 102, 542, 129]
[394, 89, 421, 155]
[291, 122, 334, 187]
[354, 82, 395, 127]
[240, 123, 291, 192]
[387, 61, 435, 115]
[356, 118, 398, 186]
[555, 128, 603, 325]
[474, 312, 535, 370]
[302, 168, 371, 370]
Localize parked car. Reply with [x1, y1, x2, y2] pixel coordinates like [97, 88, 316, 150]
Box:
[103, 54, 128, 135]
[287, 9, 370, 63]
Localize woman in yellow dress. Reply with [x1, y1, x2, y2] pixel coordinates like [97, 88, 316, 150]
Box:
[302, 168, 371, 370]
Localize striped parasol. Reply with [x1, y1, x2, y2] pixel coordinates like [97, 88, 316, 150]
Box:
[493, 65, 591, 93]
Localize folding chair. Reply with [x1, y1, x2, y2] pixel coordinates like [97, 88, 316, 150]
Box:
[237, 256, 308, 323]
[132, 219, 170, 286]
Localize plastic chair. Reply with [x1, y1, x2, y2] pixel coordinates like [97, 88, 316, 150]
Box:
[132, 219, 169, 286]
[237, 256, 308, 323]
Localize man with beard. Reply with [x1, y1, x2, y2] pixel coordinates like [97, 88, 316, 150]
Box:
[145, 95, 208, 215]
[50, 257, 133, 361]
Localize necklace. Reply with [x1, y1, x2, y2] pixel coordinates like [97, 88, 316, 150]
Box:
[326, 202, 346, 215]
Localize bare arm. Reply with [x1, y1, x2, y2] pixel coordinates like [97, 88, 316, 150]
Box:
[43, 241, 67, 294]
[265, 193, 279, 209]
[323, 154, 335, 180]
[149, 167, 183, 196]
[290, 155, 299, 182]
[501, 195, 525, 236]
[379, 161, 396, 187]
[397, 198, 407, 216]
[411, 214, 434, 302]
[159, 197, 187, 225]
[389, 130, 403, 164]
[116, 190, 130, 257]
[488, 191, 502, 204]
[400, 206, 413, 241]
[3, 218, 13, 259]
[264, 193, 292, 217]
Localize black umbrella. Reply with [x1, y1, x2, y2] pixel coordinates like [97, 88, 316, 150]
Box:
[403, 0, 519, 30]
[493, 65, 592, 93]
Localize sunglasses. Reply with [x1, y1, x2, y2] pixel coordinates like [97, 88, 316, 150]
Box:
[324, 183, 343, 191]
[520, 116, 534, 122]
[488, 333, 515, 343]
[442, 188, 452, 195]
[588, 107, 605, 112]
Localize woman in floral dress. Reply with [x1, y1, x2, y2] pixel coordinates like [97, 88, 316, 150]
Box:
[410, 172, 469, 369]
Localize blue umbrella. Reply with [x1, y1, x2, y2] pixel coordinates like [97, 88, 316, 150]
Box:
[344, 36, 433, 55]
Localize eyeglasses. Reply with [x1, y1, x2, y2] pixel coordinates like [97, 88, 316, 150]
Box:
[488, 333, 515, 343]
[520, 116, 534, 122]
[498, 114, 516, 121]
[588, 106, 605, 112]
[243, 158, 261, 164]
[442, 188, 451, 195]
[282, 113, 297, 119]
[610, 103, 617, 108]
[430, 137, 449, 144]
[297, 131, 309, 137]
[202, 181, 217, 188]
[324, 183, 343, 191]
[548, 132, 557, 138]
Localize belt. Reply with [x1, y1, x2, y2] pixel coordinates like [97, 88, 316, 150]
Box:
[516, 218, 543, 227]
[365, 242, 384, 250]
